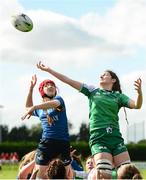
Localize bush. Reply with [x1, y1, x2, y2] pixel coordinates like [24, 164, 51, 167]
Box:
[0, 141, 37, 159]
[127, 144, 146, 161]
[0, 141, 146, 161]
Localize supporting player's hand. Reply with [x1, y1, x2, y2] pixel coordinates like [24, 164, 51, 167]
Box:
[37, 61, 49, 72]
[134, 78, 142, 95]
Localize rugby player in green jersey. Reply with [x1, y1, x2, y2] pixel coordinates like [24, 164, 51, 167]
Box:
[36, 61, 143, 179]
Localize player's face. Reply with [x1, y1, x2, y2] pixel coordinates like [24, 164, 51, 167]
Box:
[99, 71, 115, 85]
[86, 158, 94, 172]
[43, 83, 56, 97]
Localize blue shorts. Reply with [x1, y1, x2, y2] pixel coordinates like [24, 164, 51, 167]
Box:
[35, 138, 71, 166]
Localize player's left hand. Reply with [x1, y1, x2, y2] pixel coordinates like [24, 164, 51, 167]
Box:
[134, 78, 142, 95]
[37, 61, 48, 72]
[21, 106, 34, 120]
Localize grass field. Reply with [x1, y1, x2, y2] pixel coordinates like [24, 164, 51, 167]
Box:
[0, 164, 18, 179]
[0, 164, 146, 179]
[141, 170, 146, 179]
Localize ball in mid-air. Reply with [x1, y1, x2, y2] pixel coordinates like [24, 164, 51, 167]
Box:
[11, 13, 33, 32]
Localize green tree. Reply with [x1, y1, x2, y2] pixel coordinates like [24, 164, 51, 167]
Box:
[78, 122, 89, 141]
[8, 125, 29, 141]
[1, 125, 9, 141]
[137, 139, 146, 144]
[29, 124, 41, 141]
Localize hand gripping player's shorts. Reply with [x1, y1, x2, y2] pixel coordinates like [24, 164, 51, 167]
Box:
[90, 126, 128, 156]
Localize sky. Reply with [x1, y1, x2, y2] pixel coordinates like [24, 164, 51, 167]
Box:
[0, 0, 146, 143]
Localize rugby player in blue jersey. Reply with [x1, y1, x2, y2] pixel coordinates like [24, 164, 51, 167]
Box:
[21, 75, 73, 179]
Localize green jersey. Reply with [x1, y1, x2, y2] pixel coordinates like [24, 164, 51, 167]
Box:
[80, 84, 130, 132]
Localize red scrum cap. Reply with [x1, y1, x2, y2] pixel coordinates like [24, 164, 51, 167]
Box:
[39, 79, 56, 97]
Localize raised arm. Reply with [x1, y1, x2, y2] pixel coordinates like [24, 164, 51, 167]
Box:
[21, 75, 37, 120]
[37, 61, 82, 90]
[129, 78, 143, 109]
[25, 75, 37, 108]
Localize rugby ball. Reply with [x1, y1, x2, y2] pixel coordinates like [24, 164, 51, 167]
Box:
[11, 13, 33, 32]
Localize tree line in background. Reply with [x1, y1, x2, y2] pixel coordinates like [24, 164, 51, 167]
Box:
[1, 122, 146, 144]
[0, 122, 89, 142]
[1, 122, 146, 161]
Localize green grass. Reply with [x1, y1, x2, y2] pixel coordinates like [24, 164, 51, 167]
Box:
[0, 164, 18, 179]
[141, 169, 146, 179]
[0, 164, 146, 179]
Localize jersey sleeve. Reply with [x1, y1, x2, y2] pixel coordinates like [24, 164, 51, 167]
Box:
[118, 93, 131, 108]
[79, 84, 96, 97]
[32, 109, 40, 117]
[49, 96, 65, 117]
[54, 95, 65, 108]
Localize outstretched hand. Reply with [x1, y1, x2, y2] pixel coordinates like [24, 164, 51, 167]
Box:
[30, 74, 37, 89]
[134, 78, 142, 95]
[37, 61, 48, 72]
[21, 106, 35, 121]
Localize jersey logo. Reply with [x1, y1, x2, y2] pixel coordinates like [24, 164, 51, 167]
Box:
[45, 106, 63, 126]
[106, 127, 113, 134]
[98, 146, 108, 150]
[47, 115, 53, 126]
[36, 154, 44, 161]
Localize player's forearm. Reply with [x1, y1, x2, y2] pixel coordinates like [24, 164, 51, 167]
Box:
[33, 100, 59, 110]
[135, 92, 143, 109]
[25, 87, 34, 108]
[33, 103, 48, 110]
[46, 67, 82, 90]
[46, 67, 72, 84]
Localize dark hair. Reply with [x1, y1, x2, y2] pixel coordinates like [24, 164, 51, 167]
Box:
[106, 70, 122, 93]
[118, 164, 143, 179]
[106, 70, 128, 123]
[47, 158, 66, 179]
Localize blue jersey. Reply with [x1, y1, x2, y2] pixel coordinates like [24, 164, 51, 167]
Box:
[33, 96, 69, 141]
[71, 159, 83, 171]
